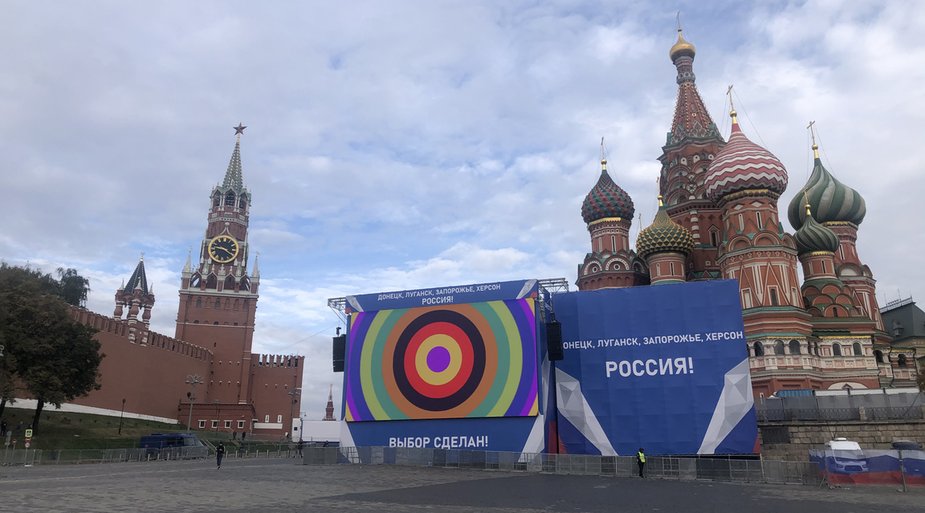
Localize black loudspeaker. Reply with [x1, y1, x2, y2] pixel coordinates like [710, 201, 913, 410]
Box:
[332, 334, 346, 372]
[546, 321, 563, 361]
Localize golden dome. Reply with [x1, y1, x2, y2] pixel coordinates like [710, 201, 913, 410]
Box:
[669, 29, 696, 61]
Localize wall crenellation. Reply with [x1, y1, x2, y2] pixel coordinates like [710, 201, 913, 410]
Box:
[253, 353, 303, 368]
[69, 305, 212, 362]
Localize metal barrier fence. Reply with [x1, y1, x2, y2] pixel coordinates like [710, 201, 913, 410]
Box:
[0, 444, 303, 466]
[303, 447, 823, 486]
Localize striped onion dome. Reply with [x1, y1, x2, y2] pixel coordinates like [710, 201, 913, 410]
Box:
[787, 149, 866, 230]
[794, 202, 840, 254]
[704, 114, 788, 202]
[637, 197, 694, 259]
[581, 160, 635, 224]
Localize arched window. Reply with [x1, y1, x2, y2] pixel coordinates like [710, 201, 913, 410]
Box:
[195, 298, 202, 308]
[224, 275, 235, 291]
[814, 342, 821, 356]
[852, 343, 862, 356]
[774, 340, 785, 356]
[206, 274, 217, 289]
[225, 191, 236, 207]
[212, 193, 221, 207]
[898, 354, 908, 367]
[753, 342, 764, 357]
[214, 298, 221, 308]
[874, 350, 884, 364]
[239, 193, 248, 210]
[832, 344, 842, 356]
[788, 340, 801, 355]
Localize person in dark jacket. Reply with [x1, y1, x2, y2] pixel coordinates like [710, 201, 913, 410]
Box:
[216, 442, 226, 469]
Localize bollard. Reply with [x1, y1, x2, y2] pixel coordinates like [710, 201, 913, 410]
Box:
[899, 450, 907, 493]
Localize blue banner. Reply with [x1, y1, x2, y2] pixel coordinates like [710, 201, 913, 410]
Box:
[345, 280, 539, 312]
[343, 417, 543, 453]
[553, 280, 757, 455]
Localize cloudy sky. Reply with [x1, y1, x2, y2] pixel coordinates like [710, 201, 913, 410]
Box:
[2, 1, 922, 418]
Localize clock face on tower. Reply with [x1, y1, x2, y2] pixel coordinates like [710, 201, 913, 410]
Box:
[208, 235, 240, 264]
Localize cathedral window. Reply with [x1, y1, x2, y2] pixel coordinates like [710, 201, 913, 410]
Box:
[753, 342, 764, 357]
[196, 298, 202, 308]
[852, 343, 862, 356]
[737, 214, 744, 232]
[669, 262, 676, 275]
[741, 289, 752, 309]
[874, 350, 884, 363]
[788, 340, 800, 355]
[206, 274, 217, 289]
[898, 354, 908, 367]
[832, 344, 842, 356]
[212, 193, 221, 207]
[611, 235, 616, 252]
[224, 275, 235, 291]
[774, 340, 785, 356]
[225, 191, 236, 207]
[756, 211, 762, 229]
[709, 228, 719, 247]
[239, 194, 248, 210]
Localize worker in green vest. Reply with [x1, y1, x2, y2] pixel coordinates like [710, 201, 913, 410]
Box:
[636, 448, 646, 478]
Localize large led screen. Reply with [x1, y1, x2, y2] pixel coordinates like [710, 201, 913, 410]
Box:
[345, 295, 539, 422]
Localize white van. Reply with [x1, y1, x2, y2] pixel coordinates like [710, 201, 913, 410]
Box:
[825, 438, 868, 473]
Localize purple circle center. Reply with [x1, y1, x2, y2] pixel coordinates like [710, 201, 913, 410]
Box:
[426, 346, 451, 372]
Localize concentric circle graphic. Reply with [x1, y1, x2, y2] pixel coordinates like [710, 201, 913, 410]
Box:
[345, 299, 539, 421]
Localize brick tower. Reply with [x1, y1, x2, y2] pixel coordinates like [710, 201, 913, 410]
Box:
[175, 123, 260, 406]
[657, 27, 727, 280]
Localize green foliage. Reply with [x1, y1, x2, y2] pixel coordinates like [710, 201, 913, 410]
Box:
[0, 263, 102, 434]
[57, 267, 91, 307]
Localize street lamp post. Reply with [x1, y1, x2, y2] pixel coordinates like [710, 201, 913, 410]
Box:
[118, 398, 126, 435]
[185, 374, 203, 432]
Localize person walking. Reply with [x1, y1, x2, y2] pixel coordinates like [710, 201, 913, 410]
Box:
[636, 448, 646, 478]
[216, 442, 226, 469]
[297, 439, 304, 458]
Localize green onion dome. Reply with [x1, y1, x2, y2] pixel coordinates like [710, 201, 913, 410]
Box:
[637, 197, 694, 259]
[788, 147, 866, 230]
[581, 160, 635, 224]
[794, 202, 840, 254]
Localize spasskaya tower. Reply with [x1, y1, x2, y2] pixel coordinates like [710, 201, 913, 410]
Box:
[176, 123, 260, 405]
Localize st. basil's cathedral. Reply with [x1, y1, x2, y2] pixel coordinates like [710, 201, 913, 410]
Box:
[576, 28, 918, 397]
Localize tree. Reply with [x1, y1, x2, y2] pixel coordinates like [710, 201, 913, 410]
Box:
[0, 263, 102, 432]
[57, 267, 90, 307]
[0, 263, 61, 417]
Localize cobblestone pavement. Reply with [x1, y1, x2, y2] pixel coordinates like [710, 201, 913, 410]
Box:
[0, 458, 922, 512]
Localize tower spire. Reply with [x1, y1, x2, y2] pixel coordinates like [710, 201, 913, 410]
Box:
[807, 120, 819, 159]
[726, 85, 739, 127]
[223, 123, 247, 191]
[600, 137, 608, 172]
